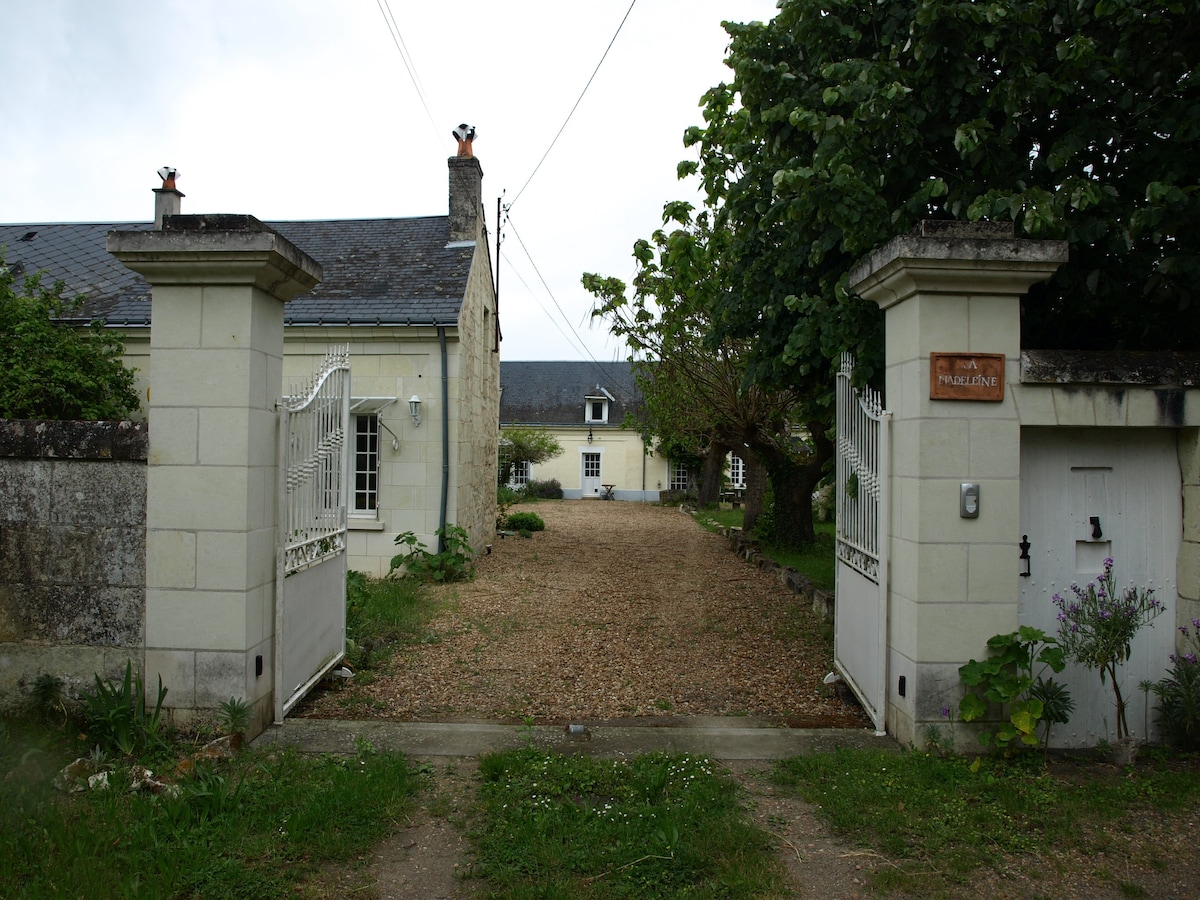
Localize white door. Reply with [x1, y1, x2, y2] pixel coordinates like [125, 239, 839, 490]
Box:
[582, 451, 602, 498]
[1020, 428, 1180, 747]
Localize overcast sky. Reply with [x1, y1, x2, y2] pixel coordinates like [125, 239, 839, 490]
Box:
[0, 0, 779, 361]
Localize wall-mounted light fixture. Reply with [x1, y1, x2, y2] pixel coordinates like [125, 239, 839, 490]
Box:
[409, 395, 422, 427]
[587, 426, 593, 444]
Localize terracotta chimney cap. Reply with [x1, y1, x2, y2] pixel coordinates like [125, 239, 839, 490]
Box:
[452, 124, 476, 158]
[157, 166, 179, 191]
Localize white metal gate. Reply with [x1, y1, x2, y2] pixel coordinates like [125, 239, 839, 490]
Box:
[1019, 428, 1180, 746]
[834, 353, 890, 734]
[274, 346, 351, 723]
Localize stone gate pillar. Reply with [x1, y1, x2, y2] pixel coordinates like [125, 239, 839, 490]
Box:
[847, 222, 1066, 748]
[108, 215, 321, 737]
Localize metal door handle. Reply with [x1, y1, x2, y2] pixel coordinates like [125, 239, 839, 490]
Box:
[1090, 516, 1103, 540]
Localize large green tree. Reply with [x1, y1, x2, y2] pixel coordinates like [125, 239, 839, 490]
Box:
[0, 263, 139, 420]
[688, 0, 1199, 397]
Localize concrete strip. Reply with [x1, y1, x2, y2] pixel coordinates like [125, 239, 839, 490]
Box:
[252, 718, 896, 759]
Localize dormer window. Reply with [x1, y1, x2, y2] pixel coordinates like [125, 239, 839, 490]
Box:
[585, 385, 615, 424]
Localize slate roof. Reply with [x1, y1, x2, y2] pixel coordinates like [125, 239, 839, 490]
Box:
[500, 361, 644, 427]
[0, 216, 472, 327]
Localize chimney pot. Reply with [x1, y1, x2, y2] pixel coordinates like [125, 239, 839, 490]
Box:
[153, 167, 184, 230]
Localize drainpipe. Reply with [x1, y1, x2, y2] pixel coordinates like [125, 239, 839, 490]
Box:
[438, 325, 450, 552]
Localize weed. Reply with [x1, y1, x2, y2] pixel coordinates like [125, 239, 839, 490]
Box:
[80, 661, 169, 759]
[389, 524, 475, 582]
[217, 697, 251, 736]
[959, 627, 1071, 752]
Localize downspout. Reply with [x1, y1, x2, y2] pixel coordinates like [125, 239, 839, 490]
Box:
[438, 325, 450, 552]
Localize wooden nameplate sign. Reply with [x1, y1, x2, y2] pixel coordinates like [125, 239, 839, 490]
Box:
[930, 352, 1005, 401]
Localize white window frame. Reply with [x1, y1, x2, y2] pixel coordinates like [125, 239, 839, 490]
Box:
[669, 460, 689, 492]
[584, 386, 615, 424]
[348, 397, 397, 520]
[353, 413, 380, 516]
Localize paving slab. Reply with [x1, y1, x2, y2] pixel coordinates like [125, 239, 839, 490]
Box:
[252, 717, 897, 759]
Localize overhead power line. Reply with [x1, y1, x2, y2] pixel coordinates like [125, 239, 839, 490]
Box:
[508, 0, 639, 210]
[375, 0, 443, 149]
[504, 211, 636, 398]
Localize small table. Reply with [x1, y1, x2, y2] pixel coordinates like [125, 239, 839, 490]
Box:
[600, 484, 616, 500]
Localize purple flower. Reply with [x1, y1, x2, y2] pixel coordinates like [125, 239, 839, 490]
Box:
[1181, 626, 1190, 637]
[940, 704, 951, 719]
[1187, 653, 1198, 665]
[1192, 617, 1200, 629]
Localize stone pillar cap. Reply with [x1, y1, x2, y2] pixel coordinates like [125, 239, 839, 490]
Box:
[107, 215, 322, 301]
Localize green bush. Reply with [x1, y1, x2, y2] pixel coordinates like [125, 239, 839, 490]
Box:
[524, 478, 563, 499]
[502, 511, 545, 532]
[389, 524, 475, 583]
[0, 263, 140, 420]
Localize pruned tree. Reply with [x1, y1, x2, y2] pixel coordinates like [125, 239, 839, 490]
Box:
[586, 202, 822, 544]
[498, 425, 563, 486]
[0, 262, 139, 421]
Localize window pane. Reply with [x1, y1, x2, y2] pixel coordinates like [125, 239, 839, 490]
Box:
[354, 415, 379, 512]
[584, 452, 601, 478]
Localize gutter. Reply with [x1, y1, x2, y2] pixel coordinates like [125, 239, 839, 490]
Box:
[438, 326, 450, 552]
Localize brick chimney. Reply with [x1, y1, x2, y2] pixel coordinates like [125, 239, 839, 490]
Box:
[153, 167, 184, 229]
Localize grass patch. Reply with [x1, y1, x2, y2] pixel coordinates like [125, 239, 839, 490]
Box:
[773, 747, 1200, 895]
[0, 718, 422, 898]
[695, 509, 836, 590]
[345, 571, 443, 670]
[472, 747, 787, 897]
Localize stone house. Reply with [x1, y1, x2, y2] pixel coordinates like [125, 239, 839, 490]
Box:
[0, 156, 500, 576]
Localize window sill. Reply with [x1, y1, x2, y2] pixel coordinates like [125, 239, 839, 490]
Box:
[348, 518, 385, 531]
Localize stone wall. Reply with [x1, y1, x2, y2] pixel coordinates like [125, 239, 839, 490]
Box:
[0, 420, 147, 707]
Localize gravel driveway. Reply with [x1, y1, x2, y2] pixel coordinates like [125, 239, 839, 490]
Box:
[301, 499, 868, 727]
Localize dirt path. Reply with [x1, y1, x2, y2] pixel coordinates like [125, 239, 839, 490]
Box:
[302, 499, 867, 725]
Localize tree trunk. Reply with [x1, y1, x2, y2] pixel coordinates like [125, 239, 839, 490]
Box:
[756, 423, 834, 549]
[741, 449, 767, 534]
[698, 441, 728, 507]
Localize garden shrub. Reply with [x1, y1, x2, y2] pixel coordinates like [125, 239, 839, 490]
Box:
[524, 478, 563, 499]
[503, 511, 545, 532]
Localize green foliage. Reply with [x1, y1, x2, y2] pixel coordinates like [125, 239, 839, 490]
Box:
[344, 570, 439, 672]
[1152, 618, 1200, 749]
[216, 697, 251, 736]
[0, 261, 140, 420]
[1054, 558, 1165, 740]
[498, 426, 563, 486]
[29, 673, 68, 727]
[958, 627, 1069, 751]
[773, 747, 1200, 893]
[502, 511, 545, 533]
[0, 726, 422, 899]
[587, 203, 829, 548]
[80, 661, 169, 759]
[523, 478, 563, 499]
[474, 747, 786, 896]
[389, 524, 475, 583]
[496, 484, 520, 528]
[693, 0, 1200, 378]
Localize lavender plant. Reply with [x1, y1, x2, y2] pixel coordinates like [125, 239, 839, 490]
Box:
[1150, 617, 1200, 749]
[1053, 558, 1165, 741]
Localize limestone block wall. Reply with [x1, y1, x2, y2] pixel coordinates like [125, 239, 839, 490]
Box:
[0, 420, 148, 707]
[452, 238, 501, 553]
